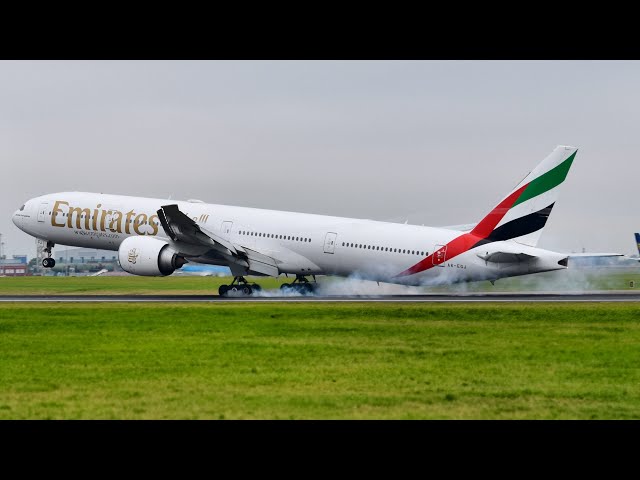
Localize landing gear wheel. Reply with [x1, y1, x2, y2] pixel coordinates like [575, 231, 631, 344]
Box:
[42, 258, 55, 268]
[279, 275, 318, 295]
[219, 276, 262, 297]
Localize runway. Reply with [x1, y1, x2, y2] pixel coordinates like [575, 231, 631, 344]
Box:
[1, 292, 640, 303]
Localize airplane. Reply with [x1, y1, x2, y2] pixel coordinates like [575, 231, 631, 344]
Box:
[11, 145, 620, 296]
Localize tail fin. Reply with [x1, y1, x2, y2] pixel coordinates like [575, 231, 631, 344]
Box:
[470, 145, 578, 247]
[635, 233, 640, 256]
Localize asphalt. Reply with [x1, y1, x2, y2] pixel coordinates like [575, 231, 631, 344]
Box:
[1, 292, 640, 302]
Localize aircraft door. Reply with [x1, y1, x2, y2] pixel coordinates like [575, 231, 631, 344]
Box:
[221, 221, 233, 236]
[323, 232, 337, 254]
[37, 202, 48, 223]
[432, 244, 447, 267]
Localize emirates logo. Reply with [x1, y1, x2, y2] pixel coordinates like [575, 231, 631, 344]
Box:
[128, 248, 139, 264]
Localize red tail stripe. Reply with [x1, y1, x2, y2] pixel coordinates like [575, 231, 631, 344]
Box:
[396, 182, 529, 277]
[470, 183, 528, 238]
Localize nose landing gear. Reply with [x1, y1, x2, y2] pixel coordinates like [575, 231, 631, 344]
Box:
[42, 241, 56, 268]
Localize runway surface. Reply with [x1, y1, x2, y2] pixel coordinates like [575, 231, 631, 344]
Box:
[1, 292, 640, 302]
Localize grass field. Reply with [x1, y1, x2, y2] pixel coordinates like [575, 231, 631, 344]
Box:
[1, 302, 640, 419]
[1, 267, 639, 295]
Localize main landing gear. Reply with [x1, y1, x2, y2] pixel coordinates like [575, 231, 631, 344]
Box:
[217, 275, 319, 296]
[42, 241, 56, 268]
[218, 276, 263, 297]
[280, 275, 319, 294]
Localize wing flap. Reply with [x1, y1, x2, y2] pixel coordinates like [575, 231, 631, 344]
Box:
[243, 247, 279, 277]
[158, 204, 237, 255]
[158, 204, 280, 276]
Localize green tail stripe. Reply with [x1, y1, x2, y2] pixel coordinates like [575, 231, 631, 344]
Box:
[512, 151, 577, 208]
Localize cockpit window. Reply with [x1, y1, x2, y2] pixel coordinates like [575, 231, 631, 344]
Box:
[19, 205, 25, 211]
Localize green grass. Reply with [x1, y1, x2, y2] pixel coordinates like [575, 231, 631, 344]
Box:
[1, 267, 639, 295]
[1, 303, 640, 419]
[0, 275, 288, 295]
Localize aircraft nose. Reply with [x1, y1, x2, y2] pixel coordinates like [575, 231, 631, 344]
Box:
[12, 209, 21, 227]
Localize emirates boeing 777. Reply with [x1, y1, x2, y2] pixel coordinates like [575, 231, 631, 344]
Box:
[12, 145, 615, 295]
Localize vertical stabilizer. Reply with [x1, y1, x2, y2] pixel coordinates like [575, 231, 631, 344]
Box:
[471, 145, 578, 247]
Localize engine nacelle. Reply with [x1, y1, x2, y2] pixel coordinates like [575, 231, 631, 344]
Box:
[118, 236, 185, 276]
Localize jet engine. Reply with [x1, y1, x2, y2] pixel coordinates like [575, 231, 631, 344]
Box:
[118, 236, 186, 276]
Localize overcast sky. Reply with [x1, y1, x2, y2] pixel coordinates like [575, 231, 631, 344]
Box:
[1, 60, 639, 258]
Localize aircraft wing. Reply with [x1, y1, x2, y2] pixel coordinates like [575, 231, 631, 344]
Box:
[157, 204, 280, 277]
[158, 204, 237, 254]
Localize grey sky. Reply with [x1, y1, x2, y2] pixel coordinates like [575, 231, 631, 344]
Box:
[1, 60, 639, 258]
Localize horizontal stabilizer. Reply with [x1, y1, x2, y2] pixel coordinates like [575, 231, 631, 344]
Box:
[566, 253, 623, 258]
[439, 223, 477, 232]
[477, 251, 537, 263]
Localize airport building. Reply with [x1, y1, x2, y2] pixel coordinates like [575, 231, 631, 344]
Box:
[0, 255, 28, 276]
[42, 246, 122, 275]
[54, 247, 118, 265]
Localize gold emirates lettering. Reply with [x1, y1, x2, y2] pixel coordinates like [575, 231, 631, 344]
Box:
[51, 200, 159, 236]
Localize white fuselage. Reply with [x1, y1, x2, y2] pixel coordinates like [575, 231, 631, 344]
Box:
[12, 192, 568, 286]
